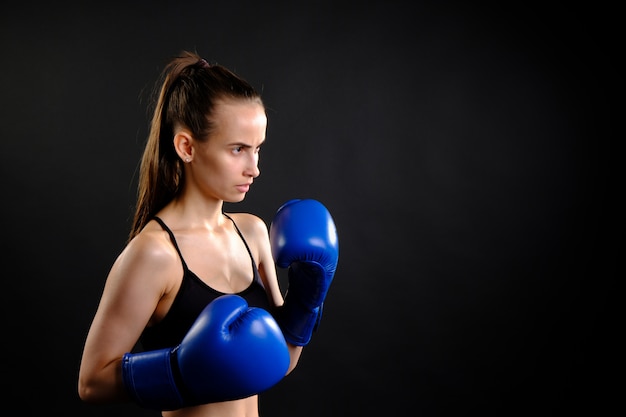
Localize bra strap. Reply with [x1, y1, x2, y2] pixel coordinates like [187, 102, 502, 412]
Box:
[153, 217, 189, 271]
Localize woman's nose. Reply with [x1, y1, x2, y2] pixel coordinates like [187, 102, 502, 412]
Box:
[246, 155, 260, 178]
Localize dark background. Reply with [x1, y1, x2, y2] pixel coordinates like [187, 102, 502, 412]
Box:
[0, 1, 620, 416]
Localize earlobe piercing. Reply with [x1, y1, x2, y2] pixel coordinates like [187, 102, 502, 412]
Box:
[185, 158, 191, 163]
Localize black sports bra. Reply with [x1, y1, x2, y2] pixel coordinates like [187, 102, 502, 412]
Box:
[138, 214, 271, 351]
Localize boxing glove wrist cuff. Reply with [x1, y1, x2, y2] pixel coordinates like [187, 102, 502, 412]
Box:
[122, 348, 186, 411]
[285, 262, 331, 309]
[274, 303, 321, 346]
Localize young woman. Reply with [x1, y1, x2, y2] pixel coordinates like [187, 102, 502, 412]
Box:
[78, 51, 338, 417]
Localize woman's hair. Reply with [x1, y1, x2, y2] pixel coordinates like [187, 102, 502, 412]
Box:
[129, 50, 263, 241]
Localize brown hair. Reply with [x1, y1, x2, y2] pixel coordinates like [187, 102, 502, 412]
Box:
[129, 50, 262, 241]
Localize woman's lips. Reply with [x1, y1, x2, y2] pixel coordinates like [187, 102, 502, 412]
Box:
[236, 183, 251, 193]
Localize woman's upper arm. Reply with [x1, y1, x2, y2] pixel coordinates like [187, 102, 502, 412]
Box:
[78, 231, 176, 402]
[229, 213, 303, 373]
[236, 213, 284, 308]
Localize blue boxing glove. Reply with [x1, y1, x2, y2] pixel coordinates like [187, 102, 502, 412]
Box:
[269, 199, 339, 346]
[122, 294, 290, 410]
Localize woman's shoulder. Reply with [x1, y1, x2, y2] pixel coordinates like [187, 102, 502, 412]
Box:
[120, 219, 179, 266]
[105, 219, 181, 295]
[226, 212, 267, 230]
[226, 212, 270, 243]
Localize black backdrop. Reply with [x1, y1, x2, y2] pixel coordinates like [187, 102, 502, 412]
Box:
[0, 1, 620, 416]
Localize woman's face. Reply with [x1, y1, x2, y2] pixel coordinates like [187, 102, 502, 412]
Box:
[192, 99, 267, 203]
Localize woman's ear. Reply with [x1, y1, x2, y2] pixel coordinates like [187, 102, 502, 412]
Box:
[173, 131, 194, 163]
